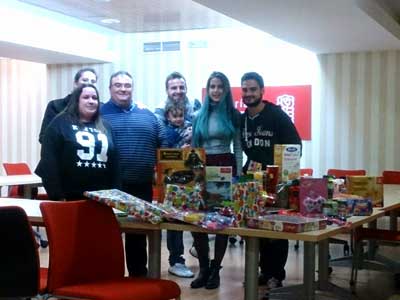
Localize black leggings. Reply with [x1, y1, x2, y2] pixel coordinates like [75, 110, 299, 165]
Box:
[191, 232, 228, 268]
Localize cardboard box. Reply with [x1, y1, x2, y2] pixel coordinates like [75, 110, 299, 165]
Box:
[299, 178, 328, 216]
[346, 176, 383, 207]
[205, 166, 232, 209]
[274, 144, 301, 182]
[247, 214, 327, 233]
[156, 148, 206, 202]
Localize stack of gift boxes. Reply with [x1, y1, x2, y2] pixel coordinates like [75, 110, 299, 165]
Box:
[84, 146, 384, 234]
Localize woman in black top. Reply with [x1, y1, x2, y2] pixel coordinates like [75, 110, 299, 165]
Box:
[36, 84, 119, 200]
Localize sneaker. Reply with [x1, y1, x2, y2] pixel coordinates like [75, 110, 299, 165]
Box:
[266, 277, 283, 290]
[168, 263, 194, 278]
[189, 246, 198, 258]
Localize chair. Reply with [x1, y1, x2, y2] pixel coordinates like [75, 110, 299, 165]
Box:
[3, 162, 48, 199]
[382, 170, 400, 184]
[350, 227, 400, 293]
[0, 206, 47, 298]
[300, 168, 313, 177]
[40, 200, 181, 300]
[2, 162, 48, 248]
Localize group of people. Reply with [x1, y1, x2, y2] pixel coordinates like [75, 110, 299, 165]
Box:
[35, 67, 301, 294]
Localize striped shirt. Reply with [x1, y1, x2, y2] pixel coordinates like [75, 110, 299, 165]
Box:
[100, 100, 167, 184]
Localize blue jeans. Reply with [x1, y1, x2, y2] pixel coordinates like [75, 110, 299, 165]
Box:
[167, 230, 185, 266]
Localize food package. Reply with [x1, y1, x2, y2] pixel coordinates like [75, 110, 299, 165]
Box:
[346, 176, 383, 207]
[274, 144, 301, 182]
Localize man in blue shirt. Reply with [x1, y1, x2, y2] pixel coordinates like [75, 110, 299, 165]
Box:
[100, 70, 167, 277]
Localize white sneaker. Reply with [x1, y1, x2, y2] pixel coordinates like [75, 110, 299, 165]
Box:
[266, 277, 282, 289]
[168, 263, 194, 278]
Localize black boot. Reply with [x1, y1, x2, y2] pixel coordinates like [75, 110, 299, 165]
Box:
[190, 267, 210, 288]
[205, 260, 222, 289]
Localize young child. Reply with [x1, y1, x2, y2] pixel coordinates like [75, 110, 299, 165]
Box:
[164, 101, 194, 278]
[164, 101, 192, 148]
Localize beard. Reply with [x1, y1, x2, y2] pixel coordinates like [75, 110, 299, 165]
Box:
[243, 97, 262, 108]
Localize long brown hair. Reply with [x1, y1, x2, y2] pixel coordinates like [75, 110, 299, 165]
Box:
[65, 83, 107, 133]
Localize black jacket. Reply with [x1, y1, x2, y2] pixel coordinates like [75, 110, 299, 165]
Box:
[38, 94, 71, 143]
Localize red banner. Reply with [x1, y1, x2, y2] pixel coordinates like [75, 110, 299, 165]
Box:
[202, 85, 311, 140]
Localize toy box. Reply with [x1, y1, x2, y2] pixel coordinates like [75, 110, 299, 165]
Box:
[299, 178, 328, 216]
[156, 148, 206, 202]
[247, 214, 327, 233]
[274, 144, 301, 182]
[346, 176, 383, 207]
[204, 166, 232, 209]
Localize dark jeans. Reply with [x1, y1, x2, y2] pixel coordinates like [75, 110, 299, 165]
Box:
[259, 238, 289, 281]
[122, 182, 153, 277]
[167, 230, 185, 266]
[191, 232, 228, 268]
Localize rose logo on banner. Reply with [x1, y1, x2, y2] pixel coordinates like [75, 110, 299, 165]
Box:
[276, 94, 295, 123]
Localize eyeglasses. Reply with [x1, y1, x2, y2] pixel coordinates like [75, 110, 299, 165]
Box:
[112, 83, 132, 89]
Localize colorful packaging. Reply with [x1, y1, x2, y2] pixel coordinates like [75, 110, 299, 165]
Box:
[84, 189, 173, 224]
[247, 214, 327, 233]
[231, 181, 264, 226]
[299, 178, 328, 216]
[204, 166, 232, 209]
[346, 176, 383, 207]
[156, 148, 206, 202]
[274, 144, 301, 182]
[322, 200, 338, 216]
[164, 184, 203, 210]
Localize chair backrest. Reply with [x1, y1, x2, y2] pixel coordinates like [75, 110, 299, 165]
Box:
[327, 169, 366, 178]
[3, 162, 32, 197]
[40, 200, 125, 291]
[300, 168, 313, 176]
[382, 170, 400, 184]
[3, 162, 32, 175]
[0, 206, 40, 297]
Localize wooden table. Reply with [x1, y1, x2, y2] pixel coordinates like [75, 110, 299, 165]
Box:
[0, 174, 42, 198]
[0, 198, 388, 300]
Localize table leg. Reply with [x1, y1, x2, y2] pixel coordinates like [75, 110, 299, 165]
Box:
[23, 185, 33, 198]
[318, 239, 329, 290]
[390, 209, 398, 231]
[303, 241, 316, 300]
[367, 220, 377, 259]
[147, 230, 161, 278]
[244, 236, 259, 300]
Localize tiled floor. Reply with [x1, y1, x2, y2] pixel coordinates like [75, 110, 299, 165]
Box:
[38, 221, 400, 300]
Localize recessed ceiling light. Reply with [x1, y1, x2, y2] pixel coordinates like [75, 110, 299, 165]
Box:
[93, 0, 112, 2]
[101, 18, 120, 24]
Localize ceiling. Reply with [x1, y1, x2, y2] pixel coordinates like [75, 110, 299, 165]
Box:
[14, 0, 400, 54]
[16, 0, 239, 33]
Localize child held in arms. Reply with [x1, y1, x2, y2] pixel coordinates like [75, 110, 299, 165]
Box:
[164, 101, 192, 148]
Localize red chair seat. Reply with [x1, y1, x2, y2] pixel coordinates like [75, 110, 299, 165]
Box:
[39, 268, 48, 294]
[53, 278, 180, 300]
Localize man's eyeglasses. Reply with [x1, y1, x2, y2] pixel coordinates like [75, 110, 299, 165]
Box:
[112, 83, 132, 89]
